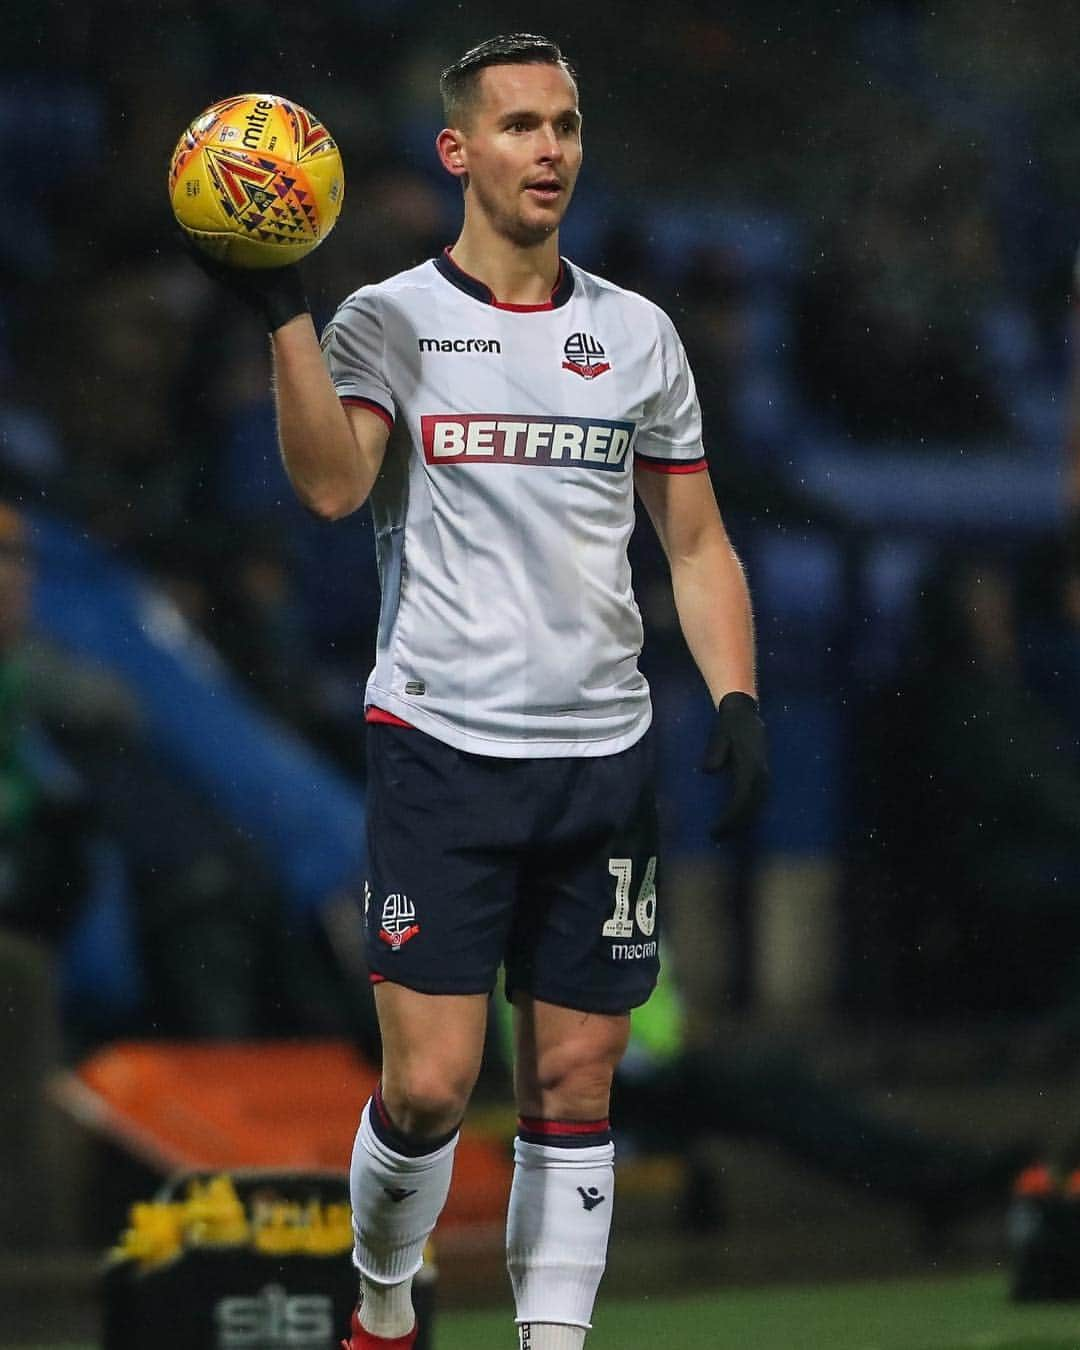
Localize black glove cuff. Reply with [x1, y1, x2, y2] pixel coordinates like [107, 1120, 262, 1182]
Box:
[261, 267, 310, 333]
[181, 234, 310, 332]
[717, 690, 759, 716]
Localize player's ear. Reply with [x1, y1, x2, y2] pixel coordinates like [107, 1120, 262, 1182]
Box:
[436, 127, 468, 179]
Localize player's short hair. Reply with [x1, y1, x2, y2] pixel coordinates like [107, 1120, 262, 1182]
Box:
[440, 34, 576, 127]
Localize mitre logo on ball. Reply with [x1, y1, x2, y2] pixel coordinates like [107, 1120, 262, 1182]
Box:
[168, 93, 345, 268]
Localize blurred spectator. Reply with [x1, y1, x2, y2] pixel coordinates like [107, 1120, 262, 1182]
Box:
[0, 506, 91, 943]
[795, 102, 1009, 444]
[0, 501, 339, 1048]
[857, 549, 1080, 1037]
[675, 246, 847, 530]
[47, 260, 211, 569]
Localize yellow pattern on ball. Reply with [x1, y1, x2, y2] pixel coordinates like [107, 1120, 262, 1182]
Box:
[169, 93, 345, 269]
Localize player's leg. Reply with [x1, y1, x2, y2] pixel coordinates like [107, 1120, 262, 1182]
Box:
[348, 724, 522, 1347]
[504, 733, 659, 1349]
[347, 984, 488, 1347]
[507, 996, 630, 1350]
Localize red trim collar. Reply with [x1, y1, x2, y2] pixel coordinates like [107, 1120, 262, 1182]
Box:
[434, 248, 574, 311]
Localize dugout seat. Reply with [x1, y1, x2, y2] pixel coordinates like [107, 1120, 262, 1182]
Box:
[53, 1040, 512, 1245]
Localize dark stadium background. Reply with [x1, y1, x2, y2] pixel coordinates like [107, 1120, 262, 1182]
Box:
[4, 2, 1080, 1345]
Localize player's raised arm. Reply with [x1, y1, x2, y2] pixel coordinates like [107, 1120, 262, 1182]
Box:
[184, 253, 389, 519]
[272, 311, 389, 520]
[170, 94, 384, 518]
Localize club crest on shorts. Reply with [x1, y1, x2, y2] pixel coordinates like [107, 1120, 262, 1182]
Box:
[562, 331, 610, 380]
[378, 893, 420, 949]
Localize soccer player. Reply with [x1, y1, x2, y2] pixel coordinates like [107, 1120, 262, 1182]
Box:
[194, 33, 768, 1350]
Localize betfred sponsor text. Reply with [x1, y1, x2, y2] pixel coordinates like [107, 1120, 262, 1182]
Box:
[421, 415, 634, 470]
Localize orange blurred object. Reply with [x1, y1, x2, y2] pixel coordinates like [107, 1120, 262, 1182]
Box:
[56, 1040, 510, 1235]
[1012, 1161, 1056, 1198]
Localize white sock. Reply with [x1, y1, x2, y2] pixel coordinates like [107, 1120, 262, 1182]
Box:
[507, 1137, 615, 1331]
[359, 1279, 416, 1340]
[349, 1097, 458, 1336]
[518, 1323, 587, 1350]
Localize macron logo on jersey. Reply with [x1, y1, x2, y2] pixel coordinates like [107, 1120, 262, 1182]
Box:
[421, 415, 634, 471]
[418, 337, 501, 354]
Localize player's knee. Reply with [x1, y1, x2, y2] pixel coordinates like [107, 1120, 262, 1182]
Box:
[382, 1063, 474, 1138]
[529, 1048, 622, 1119]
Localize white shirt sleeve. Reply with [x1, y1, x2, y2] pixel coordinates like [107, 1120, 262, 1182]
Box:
[320, 287, 396, 424]
[634, 307, 706, 468]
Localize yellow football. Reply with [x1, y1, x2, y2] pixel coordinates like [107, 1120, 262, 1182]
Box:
[168, 93, 345, 268]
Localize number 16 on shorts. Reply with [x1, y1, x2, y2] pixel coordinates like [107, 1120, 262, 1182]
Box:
[603, 856, 657, 959]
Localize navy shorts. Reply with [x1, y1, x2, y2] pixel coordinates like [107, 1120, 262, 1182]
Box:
[364, 724, 660, 1013]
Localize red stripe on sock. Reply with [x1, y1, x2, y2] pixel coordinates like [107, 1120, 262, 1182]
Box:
[372, 1082, 393, 1132]
[518, 1116, 610, 1137]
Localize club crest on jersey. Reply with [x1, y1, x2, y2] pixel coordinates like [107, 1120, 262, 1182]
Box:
[378, 893, 420, 949]
[562, 332, 610, 380]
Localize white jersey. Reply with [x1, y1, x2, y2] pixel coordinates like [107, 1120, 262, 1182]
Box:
[321, 250, 706, 758]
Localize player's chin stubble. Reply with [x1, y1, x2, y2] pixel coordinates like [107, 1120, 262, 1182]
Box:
[472, 180, 564, 248]
[505, 216, 559, 247]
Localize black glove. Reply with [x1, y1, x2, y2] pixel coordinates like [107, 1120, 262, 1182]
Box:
[702, 691, 769, 839]
[182, 236, 310, 333]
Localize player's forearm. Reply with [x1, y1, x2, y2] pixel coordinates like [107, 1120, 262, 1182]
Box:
[669, 536, 758, 706]
[271, 315, 376, 519]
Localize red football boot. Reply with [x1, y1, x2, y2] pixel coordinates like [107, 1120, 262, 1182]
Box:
[341, 1308, 418, 1349]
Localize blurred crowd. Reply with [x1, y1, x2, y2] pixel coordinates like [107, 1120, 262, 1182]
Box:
[2, 0, 1080, 1063]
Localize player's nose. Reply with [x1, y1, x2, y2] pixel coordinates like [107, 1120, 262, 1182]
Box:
[537, 125, 563, 161]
